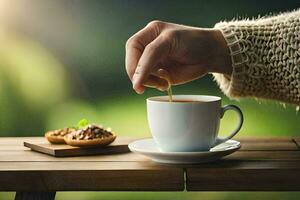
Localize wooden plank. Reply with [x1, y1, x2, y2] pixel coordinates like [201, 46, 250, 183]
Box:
[186, 169, 300, 191]
[1, 137, 297, 151]
[0, 136, 294, 145]
[186, 159, 300, 191]
[0, 137, 140, 153]
[240, 141, 298, 151]
[0, 146, 28, 151]
[184, 160, 300, 169]
[0, 137, 149, 161]
[2, 137, 300, 192]
[15, 192, 56, 200]
[0, 150, 149, 162]
[0, 137, 184, 191]
[0, 161, 184, 191]
[0, 137, 43, 146]
[186, 137, 300, 191]
[237, 137, 292, 142]
[0, 161, 178, 171]
[225, 150, 300, 161]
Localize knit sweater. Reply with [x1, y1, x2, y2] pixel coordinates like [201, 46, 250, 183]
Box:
[213, 9, 300, 105]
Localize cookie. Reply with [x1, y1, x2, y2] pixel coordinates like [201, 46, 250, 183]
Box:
[45, 128, 76, 144]
[64, 124, 116, 147]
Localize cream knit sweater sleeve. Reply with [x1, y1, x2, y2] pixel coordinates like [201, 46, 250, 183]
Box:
[213, 9, 300, 105]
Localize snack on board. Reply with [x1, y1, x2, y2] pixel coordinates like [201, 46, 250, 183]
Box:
[45, 127, 76, 144]
[64, 124, 116, 147]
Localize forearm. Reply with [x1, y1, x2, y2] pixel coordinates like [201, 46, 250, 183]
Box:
[212, 9, 300, 104]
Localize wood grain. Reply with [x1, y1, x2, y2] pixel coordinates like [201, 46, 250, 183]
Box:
[1, 137, 148, 162]
[186, 167, 300, 191]
[240, 141, 298, 151]
[0, 161, 184, 191]
[186, 137, 300, 191]
[237, 137, 292, 142]
[0, 137, 43, 146]
[0, 137, 184, 191]
[0, 150, 149, 162]
[183, 160, 300, 169]
[225, 150, 300, 160]
[2, 136, 300, 192]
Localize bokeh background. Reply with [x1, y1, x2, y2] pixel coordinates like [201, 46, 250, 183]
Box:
[1, 0, 300, 199]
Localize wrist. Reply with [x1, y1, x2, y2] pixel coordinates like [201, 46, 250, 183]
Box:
[208, 29, 232, 76]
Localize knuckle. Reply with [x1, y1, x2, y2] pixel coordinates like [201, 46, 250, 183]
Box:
[125, 37, 135, 49]
[164, 30, 178, 41]
[147, 20, 164, 29]
[161, 31, 178, 50]
[145, 42, 158, 53]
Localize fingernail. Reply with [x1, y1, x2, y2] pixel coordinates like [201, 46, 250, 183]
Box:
[132, 77, 136, 86]
[132, 79, 141, 94]
[133, 84, 144, 94]
[136, 89, 144, 94]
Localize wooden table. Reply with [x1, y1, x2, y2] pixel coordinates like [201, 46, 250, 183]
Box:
[1, 137, 300, 200]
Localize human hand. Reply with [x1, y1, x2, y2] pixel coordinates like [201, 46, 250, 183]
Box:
[125, 20, 232, 94]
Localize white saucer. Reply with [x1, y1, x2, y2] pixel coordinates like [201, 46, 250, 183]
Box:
[128, 138, 241, 164]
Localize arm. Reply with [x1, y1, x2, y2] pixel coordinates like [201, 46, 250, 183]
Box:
[125, 10, 300, 105]
[213, 9, 300, 104]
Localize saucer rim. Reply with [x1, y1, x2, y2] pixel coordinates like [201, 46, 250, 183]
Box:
[128, 138, 241, 155]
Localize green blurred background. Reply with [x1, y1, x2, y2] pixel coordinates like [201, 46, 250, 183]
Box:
[0, 0, 299, 199]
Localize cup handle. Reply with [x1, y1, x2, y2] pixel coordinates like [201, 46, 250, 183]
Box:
[214, 105, 244, 146]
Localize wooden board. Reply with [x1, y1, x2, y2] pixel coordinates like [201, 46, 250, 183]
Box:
[186, 137, 300, 191]
[239, 140, 298, 151]
[225, 150, 300, 160]
[2, 136, 300, 192]
[186, 165, 300, 191]
[237, 136, 293, 142]
[0, 161, 184, 191]
[0, 137, 184, 191]
[23, 137, 133, 157]
[0, 150, 148, 162]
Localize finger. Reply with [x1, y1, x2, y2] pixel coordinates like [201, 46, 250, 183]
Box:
[132, 35, 171, 94]
[144, 74, 169, 91]
[125, 21, 163, 80]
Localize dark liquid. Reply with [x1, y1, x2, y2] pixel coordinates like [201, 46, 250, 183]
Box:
[160, 100, 204, 103]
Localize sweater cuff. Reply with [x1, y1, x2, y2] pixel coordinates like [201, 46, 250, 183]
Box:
[212, 24, 248, 99]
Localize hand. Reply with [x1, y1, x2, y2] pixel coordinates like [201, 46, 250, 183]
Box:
[125, 20, 232, 94]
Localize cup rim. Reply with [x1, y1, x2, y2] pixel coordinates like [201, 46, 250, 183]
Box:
[147, 95, 221, 104]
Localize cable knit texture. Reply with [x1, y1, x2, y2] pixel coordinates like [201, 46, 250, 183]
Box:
[213, 9, 300, 105]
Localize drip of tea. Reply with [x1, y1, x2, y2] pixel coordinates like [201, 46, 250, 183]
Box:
[157, 69, 173, 102]
[167, 82, 173, 102]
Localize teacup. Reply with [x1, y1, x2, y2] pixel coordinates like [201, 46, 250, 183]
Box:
[147, 95, 243, 152]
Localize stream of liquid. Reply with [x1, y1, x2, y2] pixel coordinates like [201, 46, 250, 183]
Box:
[167, 81, 173, 102]
[157, 69, 173, 102]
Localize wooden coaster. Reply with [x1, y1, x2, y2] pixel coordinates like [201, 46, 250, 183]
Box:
[24, 137, 132, 157]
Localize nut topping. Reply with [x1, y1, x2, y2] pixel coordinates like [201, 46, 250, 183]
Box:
[66, 124, 114, 140]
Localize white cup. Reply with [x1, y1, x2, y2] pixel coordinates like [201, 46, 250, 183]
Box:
[147, 95, 243, 152]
